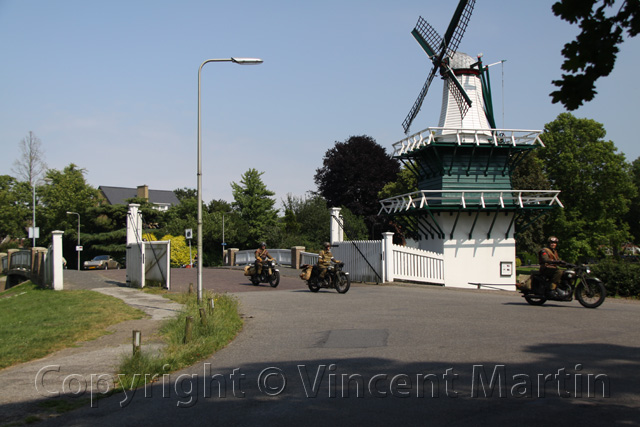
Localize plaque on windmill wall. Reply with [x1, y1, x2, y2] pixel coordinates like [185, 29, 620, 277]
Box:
[500, 261, 513, 277]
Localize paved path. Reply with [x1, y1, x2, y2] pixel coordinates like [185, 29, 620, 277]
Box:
[2, 268, 639, 426]
[0, 266, 313, 425]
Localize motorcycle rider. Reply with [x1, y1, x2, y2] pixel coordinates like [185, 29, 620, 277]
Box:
[255, 242, 273, 275]
[538, 236, 566, 296]
[317, 242, 340, 282]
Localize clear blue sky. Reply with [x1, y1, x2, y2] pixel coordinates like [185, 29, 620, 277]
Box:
[1, 0, 638, 207]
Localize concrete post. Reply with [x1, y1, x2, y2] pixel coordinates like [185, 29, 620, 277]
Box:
[329, 207, 343, 243]
[291, 246, 305, 269]
[51, 230, 64, 290]
[229, 248, 239, 266]
[382, 232, 394, 283]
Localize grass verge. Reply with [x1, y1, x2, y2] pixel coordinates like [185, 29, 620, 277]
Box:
[116, 289, 243, 390]
[0, 282, 144, 370]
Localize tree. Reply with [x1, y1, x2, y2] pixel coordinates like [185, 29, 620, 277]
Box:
[314, 135, 400, 238]
[231, 169, 279, 248]
[0, 175, 31, 242]
[626, 157, 640, 242]
[12, 131, 47, 187]
[38, 164, 101, 267]
[551, 0, 640, 110]
[539, 113, 636, 261]
[174, 187, 197, 202]
[511, 152, 551, 256]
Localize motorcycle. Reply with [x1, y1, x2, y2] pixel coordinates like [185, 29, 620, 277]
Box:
[517, 263, 606, 308]
[300, 262, 350, 294]
[244, 260, 280, 287]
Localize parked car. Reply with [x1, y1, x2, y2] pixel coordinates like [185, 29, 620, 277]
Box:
[84, 255, 120, 270]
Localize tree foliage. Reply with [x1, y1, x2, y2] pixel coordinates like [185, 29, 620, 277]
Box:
[511, 152, 551, 255]
[627, 157, 640, 242]
[0, 175, 31, 241]
[539, 113, 636, 261]
[551, 0, 640, 110]
[314, 135, 399, 238]
[231, 169, 279, 248]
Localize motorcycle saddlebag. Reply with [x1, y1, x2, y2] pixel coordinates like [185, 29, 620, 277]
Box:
[244, 265, 256, 276]
[516, 274, 532, 291]
[300, 264, 313, 281]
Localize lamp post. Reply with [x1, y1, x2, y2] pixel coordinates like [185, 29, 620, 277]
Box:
[66, 211, 81, 271]
[31, 182, 37, 247]
[197, 57, 263, 303]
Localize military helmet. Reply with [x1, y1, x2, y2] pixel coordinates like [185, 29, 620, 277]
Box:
[548, 236, 559, 244]
[323, 242, 331, 248]
[260, 242, 266, 247]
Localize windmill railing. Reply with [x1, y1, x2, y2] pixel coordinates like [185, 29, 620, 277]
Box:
[379, 190, 563, 214]
[391, 127, 544, 156]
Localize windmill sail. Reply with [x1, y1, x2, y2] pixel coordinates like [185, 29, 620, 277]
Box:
[402, 0, 477, 134]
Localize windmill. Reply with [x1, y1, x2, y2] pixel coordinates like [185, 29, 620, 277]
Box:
[377, 0, 562, 289]
[402, 0, 496, 134]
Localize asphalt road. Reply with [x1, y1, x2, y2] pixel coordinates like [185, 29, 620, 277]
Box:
[36, 267, 640, 427]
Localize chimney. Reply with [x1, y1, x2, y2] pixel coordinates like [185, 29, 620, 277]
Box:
[137, 185, 149, 200]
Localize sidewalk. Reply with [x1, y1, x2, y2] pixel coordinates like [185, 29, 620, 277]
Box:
[0, 271, 183, 426]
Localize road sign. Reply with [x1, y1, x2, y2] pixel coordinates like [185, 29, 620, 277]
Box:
[29, 227, 40, 239]
[221, 242, 227, 246]
[76, 245, 83, 251]
[185, 229, 193, 239]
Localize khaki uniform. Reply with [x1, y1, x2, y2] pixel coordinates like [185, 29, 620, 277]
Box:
[538, 246, 563, 287]
[317, 248, 335, 279]
[255, 247, 272, 274]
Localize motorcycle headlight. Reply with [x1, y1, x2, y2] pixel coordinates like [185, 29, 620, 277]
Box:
[585, 267, 591, 274]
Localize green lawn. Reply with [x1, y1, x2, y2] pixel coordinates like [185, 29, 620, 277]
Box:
[0, 282, 144, 370]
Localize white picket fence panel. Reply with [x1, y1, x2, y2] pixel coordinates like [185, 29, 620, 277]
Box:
[332, 240, 383, 283]
[391, 244, 444, 284]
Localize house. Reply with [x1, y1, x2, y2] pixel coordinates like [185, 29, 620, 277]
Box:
[99, 185, 180, 212]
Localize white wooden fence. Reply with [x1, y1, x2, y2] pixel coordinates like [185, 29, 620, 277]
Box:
[301, 233, 444, 285]
[230, 233, 444, 285]
[389, 243, 444, 284]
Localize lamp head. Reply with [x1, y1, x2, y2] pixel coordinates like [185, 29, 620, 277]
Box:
[231, 57, 263, 65]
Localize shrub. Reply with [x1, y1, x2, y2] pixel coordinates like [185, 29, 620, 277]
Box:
[591, 258, 640, 298]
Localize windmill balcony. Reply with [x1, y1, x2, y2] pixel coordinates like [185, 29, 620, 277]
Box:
[392, 127, 544, 157]
[378, 189, 563, 215]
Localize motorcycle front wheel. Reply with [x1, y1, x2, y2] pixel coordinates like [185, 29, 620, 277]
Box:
[269, 271, 280, 288]
[307, 278, 320, 293]
[335, 272, 350, 294]
[524, 294, 547, 306]
[251, 276, 260, 286]
[576, 280, 606, 308]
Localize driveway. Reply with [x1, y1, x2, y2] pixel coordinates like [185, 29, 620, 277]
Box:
[38, 271, 640, 427]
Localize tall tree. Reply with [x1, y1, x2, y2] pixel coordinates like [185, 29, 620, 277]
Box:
[540, 113, 636, 261]
[626, 157, 640, 242]
[38, 164, 101, 266]
[231, 169, 279, 248]
[0, 175, 31, 242]
[12, 131, 48, 187]
[551, 0, 640, 110]
[314, 135, 399, 238]
[511, 152, 551, 256]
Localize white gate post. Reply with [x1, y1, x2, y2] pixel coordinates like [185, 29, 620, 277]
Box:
[329, 207, 343, 243]
[127, 203, 142, 245]
[51, 230, 64, 290]
[382, 232, 394, 283]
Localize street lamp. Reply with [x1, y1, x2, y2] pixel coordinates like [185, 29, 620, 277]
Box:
[197, 57, 263, 302]
[66, 211, 80, 271]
